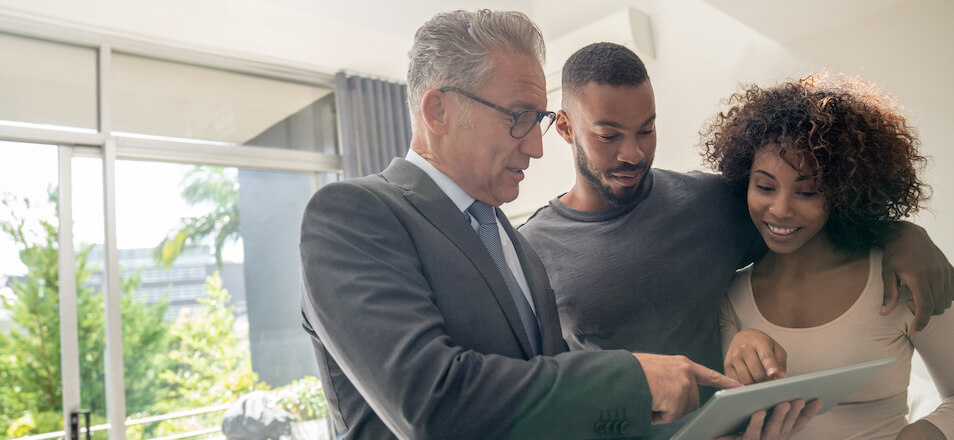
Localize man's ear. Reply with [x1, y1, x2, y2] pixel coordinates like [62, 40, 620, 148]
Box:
[555, 109, 574, 144]
[421, 89, 449, 136]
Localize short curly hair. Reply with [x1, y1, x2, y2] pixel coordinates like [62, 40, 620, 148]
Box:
[700, 73, 929, 253]
[562, 42, 649, 106]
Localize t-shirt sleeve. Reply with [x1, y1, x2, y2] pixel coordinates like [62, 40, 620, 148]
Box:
[727, 188, 766, 268]
[738, 222, 767, 269]
[698, 171, 766, 269]
[909, 305, 954, 438]
[719, 294, 742, 359]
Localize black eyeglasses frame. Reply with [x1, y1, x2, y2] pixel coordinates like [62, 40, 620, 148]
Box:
[438, 86, 556, 139]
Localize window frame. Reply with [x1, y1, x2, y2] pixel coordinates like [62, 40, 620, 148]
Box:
[0, 11, 342, 440]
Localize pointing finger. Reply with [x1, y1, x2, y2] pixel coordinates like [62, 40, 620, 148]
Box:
[693, 364, 742, 390]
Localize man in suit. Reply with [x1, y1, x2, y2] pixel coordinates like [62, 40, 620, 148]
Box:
[300, 10, 817, 440]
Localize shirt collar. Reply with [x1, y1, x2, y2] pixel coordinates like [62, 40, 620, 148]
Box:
[548, 169, 655, 222]
[405, 149, 475, 214]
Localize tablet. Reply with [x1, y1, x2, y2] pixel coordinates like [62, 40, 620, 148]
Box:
[670, 357, 894, 440]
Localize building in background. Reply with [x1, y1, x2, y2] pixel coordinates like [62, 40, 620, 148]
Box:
[1, 245, 246, 333]
[86, 245, 247, 322]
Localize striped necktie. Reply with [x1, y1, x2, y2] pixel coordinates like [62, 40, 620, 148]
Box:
[467, 200, 542, 355]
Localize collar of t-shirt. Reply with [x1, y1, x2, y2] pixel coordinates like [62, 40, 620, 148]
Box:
[549, 168, 656, 223]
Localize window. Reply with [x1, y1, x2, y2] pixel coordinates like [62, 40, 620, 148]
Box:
[111, 54, 337, 153]
[0, 142, 67, 438]
[0, 15, 340, 440]
[0, 34, 97, 131]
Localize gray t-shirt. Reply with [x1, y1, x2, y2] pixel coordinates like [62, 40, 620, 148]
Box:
[519, 169, 763, 379]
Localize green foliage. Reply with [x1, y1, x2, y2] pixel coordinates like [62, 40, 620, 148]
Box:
[273, 377, 328, 421]
[0, 192, 170, 438]
[1, 172, 327, 440]
[0, 353, 14, 432]
[141, 273, 266, 440]
[119, 271, 174, 415]
[156, 273, 266, 408]
[154, 167, 239, 270]
[4, 413, 35, 439]
[160, 272, 260, 407]
[4, 412, 61, 439]
[0, 195, 63, 414]
[1, 411, 59, 440]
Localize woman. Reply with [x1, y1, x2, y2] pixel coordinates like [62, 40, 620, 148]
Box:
[700, 73, 953, 440]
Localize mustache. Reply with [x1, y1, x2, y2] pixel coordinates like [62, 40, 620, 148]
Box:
[607, 162, 649, 174]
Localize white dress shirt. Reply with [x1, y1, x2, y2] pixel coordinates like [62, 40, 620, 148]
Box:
[405, 149, 536, 315]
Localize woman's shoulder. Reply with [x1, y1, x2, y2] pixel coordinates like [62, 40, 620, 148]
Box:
[864, 247, 889, 299]
[726, 265, 755, 303]
[859, 246, 916, 324]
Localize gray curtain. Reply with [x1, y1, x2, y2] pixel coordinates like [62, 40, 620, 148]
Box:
[335, 72, 412, 179]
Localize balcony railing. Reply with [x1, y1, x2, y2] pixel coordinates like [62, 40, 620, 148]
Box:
[13, 404, 231, 440]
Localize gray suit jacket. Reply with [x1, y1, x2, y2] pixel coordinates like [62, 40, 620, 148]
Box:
[300, 158, 652, 439]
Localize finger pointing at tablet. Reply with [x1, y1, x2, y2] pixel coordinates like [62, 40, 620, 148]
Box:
[632, 353, 742, 424]
[725, 329, 789, 384]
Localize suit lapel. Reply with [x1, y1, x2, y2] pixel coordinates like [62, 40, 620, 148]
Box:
[381, 159, 535, 358]
[500, 215, 564, 356]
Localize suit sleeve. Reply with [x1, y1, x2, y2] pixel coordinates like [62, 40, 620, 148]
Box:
[300, 181, 653, 440]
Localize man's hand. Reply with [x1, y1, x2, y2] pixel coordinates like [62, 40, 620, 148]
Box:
[714, 398, 822, 440]
[632, 353, 742, 424]
[724, 329, 787, 385]
[881, 222, 954, 331]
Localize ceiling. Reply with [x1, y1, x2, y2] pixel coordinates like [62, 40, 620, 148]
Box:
[701, 0, 908, 43]
[260, 0, 532, 39]
[255, 0, 909, 44]
[251, 0, 669, 41]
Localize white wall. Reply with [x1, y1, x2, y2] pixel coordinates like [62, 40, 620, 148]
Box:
[508, 0, 953, 263]
[505, 0, 803, 220]
[784, 0, 954, 260]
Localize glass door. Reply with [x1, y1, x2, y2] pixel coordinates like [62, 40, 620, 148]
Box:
[109, 159, 332, 439]
[0, 141, 65, 439]
[2, 18, 340, 440]
[0, 142, 93, 440]
[0, 141, 112, 440]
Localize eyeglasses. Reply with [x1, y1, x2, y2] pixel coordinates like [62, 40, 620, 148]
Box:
[439, 86, 556, 139]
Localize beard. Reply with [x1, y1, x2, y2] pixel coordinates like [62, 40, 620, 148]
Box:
[574, 135, 649, 208]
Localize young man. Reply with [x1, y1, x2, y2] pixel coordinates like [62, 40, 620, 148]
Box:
[519, 42, 952, 392]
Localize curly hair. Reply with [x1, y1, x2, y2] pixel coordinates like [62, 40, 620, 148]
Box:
[700, 73, 929, 253]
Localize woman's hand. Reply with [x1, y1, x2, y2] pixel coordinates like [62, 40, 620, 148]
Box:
[724, 329, 787, 385]
[713, 399, 822, 440]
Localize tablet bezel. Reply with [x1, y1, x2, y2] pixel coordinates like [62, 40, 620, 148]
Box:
[670, 357, 895, 440]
